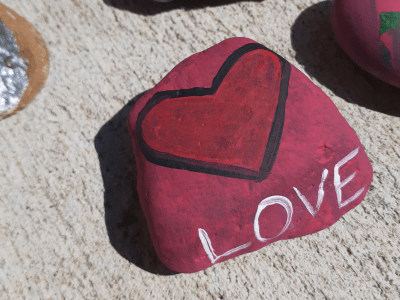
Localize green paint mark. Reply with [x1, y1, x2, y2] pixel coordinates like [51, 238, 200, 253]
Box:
[380, 12, 400, 35]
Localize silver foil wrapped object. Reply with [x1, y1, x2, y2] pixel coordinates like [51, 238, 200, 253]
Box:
[0, 19, 29, 118]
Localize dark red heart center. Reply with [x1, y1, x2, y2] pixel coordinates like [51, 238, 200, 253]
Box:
[137, 45, 290, 181]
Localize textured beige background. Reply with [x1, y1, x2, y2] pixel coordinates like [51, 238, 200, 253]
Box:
[0, 0, 399, 299]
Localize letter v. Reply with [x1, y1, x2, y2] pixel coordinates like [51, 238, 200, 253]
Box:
[198, 228, 251, 264]
[293, 169, 328, 218]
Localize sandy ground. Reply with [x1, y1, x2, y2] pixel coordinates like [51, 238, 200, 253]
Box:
[0, 0, 399, 299]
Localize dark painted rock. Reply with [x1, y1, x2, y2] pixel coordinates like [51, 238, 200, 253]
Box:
[128, 37, 373, 273]
[332, 0, 400, 88]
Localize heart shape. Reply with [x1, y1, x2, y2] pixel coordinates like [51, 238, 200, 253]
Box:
[136, 44, 291, 181]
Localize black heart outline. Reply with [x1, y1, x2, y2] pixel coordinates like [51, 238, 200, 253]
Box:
[136, 43, 291, 182]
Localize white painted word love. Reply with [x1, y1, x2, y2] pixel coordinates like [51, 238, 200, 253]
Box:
[199, 147, 366, 264]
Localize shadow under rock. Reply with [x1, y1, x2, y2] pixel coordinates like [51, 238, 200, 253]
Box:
[291, 1, 400, 117]
[104, 0, 262, 16]
[95, 91, 178, 276]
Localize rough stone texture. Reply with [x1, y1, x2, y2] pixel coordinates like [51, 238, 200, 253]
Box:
[0, 0, 398, 298]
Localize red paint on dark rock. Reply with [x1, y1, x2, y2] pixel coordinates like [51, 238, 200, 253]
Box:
[128, 38, 373, 273]
[331, 0, 400, 87]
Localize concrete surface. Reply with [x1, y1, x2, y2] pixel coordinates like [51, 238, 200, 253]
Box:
[0, 0, 399, 299]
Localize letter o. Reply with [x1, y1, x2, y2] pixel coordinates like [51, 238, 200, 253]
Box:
[254, 196, 293, 242]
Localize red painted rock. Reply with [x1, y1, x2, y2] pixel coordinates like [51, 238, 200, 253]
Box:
[332, 0, 400, 88]
[127, 37, 373, 273]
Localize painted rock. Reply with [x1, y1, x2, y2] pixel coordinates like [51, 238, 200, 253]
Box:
[332, 0, 400, 88]
[128, 37, 373, 273]
[0, 3, 49, 120]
